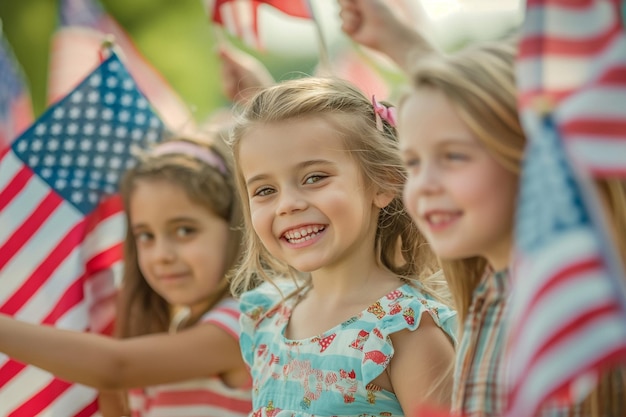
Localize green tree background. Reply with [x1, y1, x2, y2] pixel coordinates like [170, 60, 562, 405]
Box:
[0, 0, 319, 122]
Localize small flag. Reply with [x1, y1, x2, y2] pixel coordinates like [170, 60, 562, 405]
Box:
[209, 0, 311, 48]
[48, 0, 194, 132]
[504, 112, 626, 417]
[0, 30, 33, 149]
[0, 50, 165, 417]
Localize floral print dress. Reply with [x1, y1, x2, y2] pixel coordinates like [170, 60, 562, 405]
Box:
[239, 280, 457, 417]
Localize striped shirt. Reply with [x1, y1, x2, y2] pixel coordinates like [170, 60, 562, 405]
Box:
[128, 298, 252, 417]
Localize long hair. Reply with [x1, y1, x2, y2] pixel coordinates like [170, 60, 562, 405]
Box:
[407, 39, 626, 415]
[115, 132, 243, 338]
[227, 76, 446, 303]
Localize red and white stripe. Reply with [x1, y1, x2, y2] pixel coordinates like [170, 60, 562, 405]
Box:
[0, 149, 122, 416]
[506, 228, 626, 416]
[516, 0, 626, 177]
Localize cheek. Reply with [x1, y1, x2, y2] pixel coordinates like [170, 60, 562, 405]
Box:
[402, 177, 419, 223]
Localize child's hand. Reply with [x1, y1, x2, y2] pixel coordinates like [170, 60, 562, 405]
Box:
[218, 47, 275, 105]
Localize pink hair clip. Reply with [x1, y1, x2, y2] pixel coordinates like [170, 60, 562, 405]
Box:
[372, 95, 397, 131]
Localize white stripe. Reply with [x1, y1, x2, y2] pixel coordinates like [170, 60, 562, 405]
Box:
[557, 87, 626, 121]
[510, 228, 599, 317]
[0, 150, 24, 191]
[508, 316, 626, 415]
[516, 55, 595, 93]
[508, 267, 614, 380]
[568, 138, 626, 172]
[523, 2, 616, 40]
[82, 210, 126, 260]
[46, 383, 100, 417]
[0, 364, 54, 414]
[0, 201, 81, 308]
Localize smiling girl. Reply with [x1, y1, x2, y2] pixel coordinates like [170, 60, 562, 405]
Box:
[227, 76, 458, 416]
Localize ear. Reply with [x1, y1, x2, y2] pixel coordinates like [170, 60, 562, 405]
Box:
[373, 188, 395, 209]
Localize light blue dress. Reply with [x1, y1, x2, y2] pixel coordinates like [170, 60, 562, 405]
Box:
[239, 280, 457, 417]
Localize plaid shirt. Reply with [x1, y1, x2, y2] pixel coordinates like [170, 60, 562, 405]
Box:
[452, 269, 509, 417]
[452, 269, 586, 417]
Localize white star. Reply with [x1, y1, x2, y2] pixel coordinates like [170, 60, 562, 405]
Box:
[51, 124, 63, 135]
[31, 139, 43, 151]
[106, 76, 118, 88]
[70, 91, 84, 103]
[80, 139, 92, 151]
[99, 124, 112, 136]
[97, 140, 109, 152]
[28, 155, 39, 166]
[35, 124, 46, 136]
[85, 107, 98, 119]
[83, 124, 95, 135]
[122, 79, 134, 90]
[121, 94, 133, 106]
[87, 91, 100, 103]
[89, 74, 102, 87]
[77, 155, 89, 167]
[115, 126, 128, 138]
[134, 113, 147, 124]
[67, 123, 79, 135]
[55, 178, 67, 190]
[47, 139, 60, 151]
[102, 108, 114, 120]
[60, 155, 73, 167]
[118, 110, 130, 122]
[43, 155, 56, 166]
[63, 139, 76, 151]
[40, 168, 53, 178]
[69, 107, 81, 119]
[104, 92, 116, 104]
[71, 191, 84, 203]
[94, 155, 106, 168]
[53, 107, 65, 119]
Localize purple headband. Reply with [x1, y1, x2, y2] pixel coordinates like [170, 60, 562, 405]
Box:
[372, 95, 397, 131]
[151, 141, 228, 175]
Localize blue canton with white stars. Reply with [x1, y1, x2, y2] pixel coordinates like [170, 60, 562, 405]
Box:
[11, 52, 165, 215]
[515, 115, 589, 253]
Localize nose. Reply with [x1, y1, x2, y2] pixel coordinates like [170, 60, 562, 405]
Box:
[404, 161, 442, 198]
[152, 237, 176, 264]
[275, 188, 308, 216]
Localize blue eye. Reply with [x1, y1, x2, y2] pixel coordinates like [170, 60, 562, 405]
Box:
[403, 157, 420, 168]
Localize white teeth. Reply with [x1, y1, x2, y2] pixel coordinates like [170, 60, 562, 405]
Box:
[284, 226, 325, 243]
[427, 213, 455, 224]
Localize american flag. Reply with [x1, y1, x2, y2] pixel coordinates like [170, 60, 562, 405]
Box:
[504, 112, 626, 416]
[516, 0, 626, 176]
[48, 0, 194, 132]
[209, 0, 312, 48]
[0, 30, 33, 150]
[0, 51, 165, 416]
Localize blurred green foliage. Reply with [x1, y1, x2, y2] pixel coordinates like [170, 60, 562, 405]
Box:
[0, 0, 318, 122]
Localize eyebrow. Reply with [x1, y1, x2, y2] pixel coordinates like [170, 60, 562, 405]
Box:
[245, 159, 335, 187]
[131, 217, 198, 230]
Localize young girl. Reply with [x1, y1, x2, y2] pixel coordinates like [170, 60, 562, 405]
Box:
[0, 134, 252, 417]
[227, 76, 458, 416]
[397, 40, 626, 416]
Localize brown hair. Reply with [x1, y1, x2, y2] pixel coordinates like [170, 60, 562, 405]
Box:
[406, 39, 626, 415]
[228, 76, 446, 303]
[115, 132, 243, 338]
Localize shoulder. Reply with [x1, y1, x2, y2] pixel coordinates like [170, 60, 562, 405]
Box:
[375, 283, 458, 344]
[239, 279, 301, 319]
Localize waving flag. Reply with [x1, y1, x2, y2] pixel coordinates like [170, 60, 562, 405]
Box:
[505, 112, 626, 417]
[48, 0, 194, 132]
[516, 0, 626, 176]
[209, 0, 312, 48]
[0, 31, 33, 149]
[0, 51, 165, 417]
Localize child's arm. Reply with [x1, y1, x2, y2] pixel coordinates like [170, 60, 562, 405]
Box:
[0, 313, 247, 390]
[388, 313, 455, 412]
[337, 0, 436, 73]
[98, 389, 130, 417]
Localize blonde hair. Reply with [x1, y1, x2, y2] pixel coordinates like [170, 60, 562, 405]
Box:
[116, 132, 243, 338]
[406, 40, 626, 415]
[228, 76, 445, 303]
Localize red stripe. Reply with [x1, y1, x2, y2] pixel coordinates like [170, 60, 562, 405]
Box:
[84, 195, 123, 236]
[0, 164, 31, 212]
[86, 242, 123, 274]
[561, 119, 626, 137]
[507, 258, 601, 348]
[0, 218, 86, 314]
[508, 302, 623, 406]
[8, 378, 72, 417]
[519, 25, 620, 58]
[75, 399, 99, 417]
[0, 359, 26, 388]
[525, 0, 611, 10]
[42, 273, 87, 324]
[142, 388, 252, 412]
[0, 191, 62, 271]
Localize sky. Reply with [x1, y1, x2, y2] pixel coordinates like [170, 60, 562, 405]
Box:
[259, 0, 524, 57]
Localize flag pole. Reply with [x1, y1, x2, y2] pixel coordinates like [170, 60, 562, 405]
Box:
[305, 0, 332, 75]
